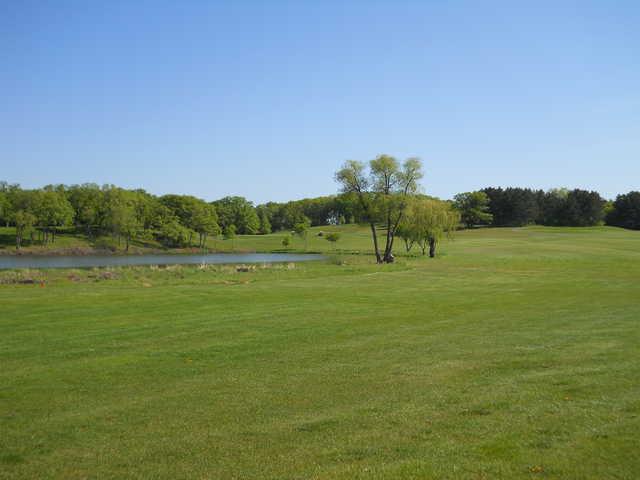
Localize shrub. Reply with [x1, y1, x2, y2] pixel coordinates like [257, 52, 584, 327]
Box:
[93, 237, 120, 252]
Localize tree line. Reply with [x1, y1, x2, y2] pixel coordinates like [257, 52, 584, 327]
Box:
[453, 187, 640, 230]
[1, 170, 638, 255]
[0, 182, 362, 250]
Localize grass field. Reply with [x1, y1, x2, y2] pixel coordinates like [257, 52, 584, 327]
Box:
[0, 224, 374, 255]
[1, 226, 639, 479]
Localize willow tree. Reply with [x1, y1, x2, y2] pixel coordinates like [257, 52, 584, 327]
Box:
[335, 155, 423, 263]
[400, 198, 460, 257]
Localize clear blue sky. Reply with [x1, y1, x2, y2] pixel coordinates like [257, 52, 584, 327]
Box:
[2, 1, 638, 203]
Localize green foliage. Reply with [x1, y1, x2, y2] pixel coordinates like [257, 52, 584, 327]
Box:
[92, 236, 120, 252]
[213, 196, 259, 235]
[538, 189, 605, 226]
[606, 191, 640, 230]
[12, 210, 37, 249]
[293, 218, 312, 250]
[0, 190, 10, 225]
[335, 155, 423, 263]
[258, 201, 311, 231]
[402, 198, 460, 256]
[482, 187, 540, 226]
[293, 219, 311, 235]
[281, 235, 291, 248]
[155, 219, 193, 248]
[32, 189, 74, 243]
[454, 191, 493, 228]
[324, 232, 340, 249]
[103, 188, 142, 251]
[480, 187, 606, 228]
[0, 177, 619, 256]
[257, 207, 272, 234]
[160, 194, 219, 246]
[223, 224, 236, 240]
[66, 184, 107, 234]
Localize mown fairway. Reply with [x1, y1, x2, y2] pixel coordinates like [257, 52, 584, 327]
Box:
[1, 226, 639, 479]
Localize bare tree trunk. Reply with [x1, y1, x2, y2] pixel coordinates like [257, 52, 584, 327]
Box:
[383, 210, 393, 262]
[386, 232, 397, 262]
[429, 238, 436, 258]
[369, 223, 382, 263]
[382, 210, 404, 263]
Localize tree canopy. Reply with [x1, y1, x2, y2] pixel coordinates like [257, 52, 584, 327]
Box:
[453, 191, 493, 228]
[335, 154, 423, 263]
[606, 191, 640, 230]
[0, 173, 636, 255]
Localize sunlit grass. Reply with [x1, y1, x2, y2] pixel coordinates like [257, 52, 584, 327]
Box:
[1, 226, 639, 479]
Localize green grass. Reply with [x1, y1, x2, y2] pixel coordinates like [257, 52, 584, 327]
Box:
[0, 224, 381, 255]
[1, 226, 639, 479]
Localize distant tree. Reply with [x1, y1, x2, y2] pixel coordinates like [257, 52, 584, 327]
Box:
[564, 189, 605, 226]
[453, 191, 493, 228]
[395, 221, 418, 252]
[281, 235, 291, 249]
[223, 224, 236, 251]
[272, 202, 308, 231]
[191, 203, 220, 248]
[256, 195, 359, 230]
[334, 193, 361, 224]
[401, 198, 459, 257]
[155, 219, 192, 248]
[104, 188, 142, 251]
[0, 190, 10, 227]
[13, 210, 36, 250]
[539, 189, 604, 226]
[213, 196, 260, 234]
[293, 217, 311, 250]
[482, 187, 540, 226]
[7, 188, 39, 248]
[160, 194, 219, 246]
[324, 232, 340, 250]
[67, 184, 106, 236]
[257, 207, 272, 234]
[32, 189, 74, 243]
[335, 155, 423, 263]
[538, 188, 569, 226]
[606, 191, 640, 230]
[133, 190, 164, 234]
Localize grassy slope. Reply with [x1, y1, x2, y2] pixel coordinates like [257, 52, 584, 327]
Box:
[0, 224, 380, 255]
[1, 226, 639, 479]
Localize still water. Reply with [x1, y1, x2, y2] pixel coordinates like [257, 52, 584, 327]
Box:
[0, 253, 325, 269]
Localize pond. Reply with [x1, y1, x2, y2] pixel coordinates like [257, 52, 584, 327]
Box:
[0, 253, 326, 270]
